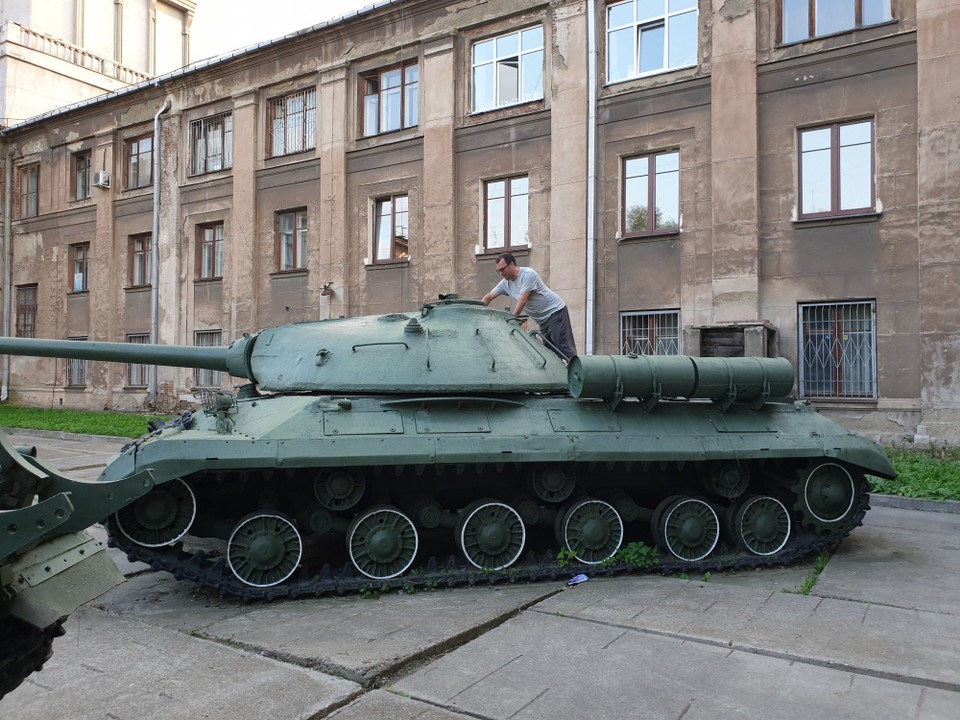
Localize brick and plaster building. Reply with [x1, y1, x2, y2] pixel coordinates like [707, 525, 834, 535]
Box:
[0, 0, 957, 444]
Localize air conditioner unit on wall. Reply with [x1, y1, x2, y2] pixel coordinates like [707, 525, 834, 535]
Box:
[92, 171, 111, 188]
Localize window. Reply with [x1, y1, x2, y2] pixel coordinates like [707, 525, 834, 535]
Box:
[607, 0, 698, 84]
[277, 209, 308, 271]
[799, 301, 876, 399]
[197, 223, 224, 280]
[126, 334, 149, 388]
[19, 164, 39, 218]
[66, 337, 88, 388]
[373, 195, 409, 263]
[799, 120, 874, 219]
[194, 330, 222, 388]
[268, 89, 317, 157]
[189, 112, 233, 175]
[472, 26, 544, 113]
[620, 310, 680, 355]
[129, 234, 152, 287]
[71, 243, 90, 292]
[484, 176, 529, 251]
[15, 285, 38, 338]
[623, 151, 680, 236]
[125, 135, 153, 189]
[74, 152, 91, 200]
[362, 62, 419, 136]
[781, 0, 892, 44]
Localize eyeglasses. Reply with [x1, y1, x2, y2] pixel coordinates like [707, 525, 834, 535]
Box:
[495, 264, 510, 275]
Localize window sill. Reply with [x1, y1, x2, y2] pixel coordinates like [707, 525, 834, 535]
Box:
[185, 168, 233, 182]
[618, 229, 680, 243]
[125, 285, 151, 292]
[270, 269, 308, 278]
[475, 246, 529, 258]
[122, 386, 148, 392]
[195, 277, 223, 285]
[803, 397, 879, 408]
[778, 19, 899, 48]
[603, 61, 698, 88]
[365, 258, 411, 270]
[793, 211, 881, 228]
[67, 290, 90, 296]
[64, 385, 87, 391]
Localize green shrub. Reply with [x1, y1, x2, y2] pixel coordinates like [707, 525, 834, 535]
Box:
[869, 447, 960, 501]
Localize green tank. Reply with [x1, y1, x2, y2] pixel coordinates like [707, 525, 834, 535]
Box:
[0, 297, 894, 692]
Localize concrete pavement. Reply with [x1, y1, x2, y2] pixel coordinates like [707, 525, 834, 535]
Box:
[3, 430, 958, 719]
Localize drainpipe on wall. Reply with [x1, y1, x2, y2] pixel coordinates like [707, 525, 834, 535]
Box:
[149, 99, 171, 408]
[2, 145, 16, 401]
[585, 0, 598, 355]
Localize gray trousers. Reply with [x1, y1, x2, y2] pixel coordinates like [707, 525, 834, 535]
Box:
[538, 306, 577, 359]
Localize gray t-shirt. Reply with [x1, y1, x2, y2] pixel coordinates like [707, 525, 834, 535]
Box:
[490, 266, 565, 322]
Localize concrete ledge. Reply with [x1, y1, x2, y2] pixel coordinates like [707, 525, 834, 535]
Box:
[870, 494, 960, 514]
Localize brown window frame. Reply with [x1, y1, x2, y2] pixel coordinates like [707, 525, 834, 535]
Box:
[621, 150, 681, 238]
[797, 119, 875, 220]
[128, 233, 152, 288]
[275, 209, 308, 272]
[19, 164, 39, 218]
[15, 284, 38, 338]
[125, 333, 149, 388]
[197, 222, 224, 280]
[360, 61, 419, 137]
[267, 89, 317, 158]
[779, 0, 894, 44]
[372, 195, 410, 263]
[70, 242, 91, 293]
[483, 176, 529, 252]
[124, 134, 153, 190]
[73, 151, 92, 201]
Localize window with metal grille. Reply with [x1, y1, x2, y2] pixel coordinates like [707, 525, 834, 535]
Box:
[373, 195, 409, 263]
[620, 310, 681, 355]
[798, 301, 877, 399]
[189, 112, 233, 176]
[799, 119, 874, 219]
[484, 176, 528, 251]
[66, 337, 88, 387]
[268, 89, 316, 157]
[126, 334, 149, 388]
[276, 209, 308, 271]
[71, 243, 90, 292]
[19, 164, 39, 218]
[194, 330, 222, 388]
[606, 0, 699, 84]
[623, 151, 680, 236]
[125, 135, 153, 189]
[361, 62, 418, 136]
[781, 0, 892, 44]
[197, 222, 224, 279]
[74, 152, 91, 200]
[129, 234, 152, 287]
[15, 285, 38, 338]
[472, 26, 544, 113]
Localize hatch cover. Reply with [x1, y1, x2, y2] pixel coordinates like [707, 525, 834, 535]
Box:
[548, 408, 621, 432]
[323, 411, 404, 435]
[415, 409, 490, 433]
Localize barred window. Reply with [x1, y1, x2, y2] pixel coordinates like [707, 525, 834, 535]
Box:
[194, 330, 223, 388]
[620, 310, 680, 355]
[66, 337, 88, 387]
[126, 334, 149, 387]
[15, 285, 38, 338]
[71, 243, 91, 292]
[189, 112, 233, 175]
[373, 195, 409, 263]
[799, 301, 877, 399]
[268, 89, 316, 157]
[472, 26, 544, 113]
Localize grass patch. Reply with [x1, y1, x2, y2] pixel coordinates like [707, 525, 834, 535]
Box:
[782, 549, 831, 595]
[869, 447, 960, 502]
[0, 404, 157, 438]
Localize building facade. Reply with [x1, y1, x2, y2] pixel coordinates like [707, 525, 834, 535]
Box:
[0, 0, 957, 444]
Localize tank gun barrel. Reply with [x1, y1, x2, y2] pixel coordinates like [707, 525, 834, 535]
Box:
[0, 336, 255, 380]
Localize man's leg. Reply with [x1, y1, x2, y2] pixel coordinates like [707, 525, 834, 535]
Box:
[540, 307, 577, 359]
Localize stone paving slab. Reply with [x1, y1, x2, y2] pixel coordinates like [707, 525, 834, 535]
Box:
[14, 606, 361, 720]
[392, 609, 954, 720]
[328, 689, 475, 719]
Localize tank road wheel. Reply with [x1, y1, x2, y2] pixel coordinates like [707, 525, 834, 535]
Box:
[314, 470, 365, 511]
[227, 512, 303, 587]
[457, 500, 526, 570]
[655, 497, 720, 562]
[557, 498, 624, 565]
[529, 465, 576, 503]
[795, 463, 858, 532]
[114, 477, 196, 547]
[347, 505, 419, 580]
[734, 495, 791, 556]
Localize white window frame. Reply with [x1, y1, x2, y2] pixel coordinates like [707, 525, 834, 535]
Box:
[620, 310, 681, 355]
[189, 112, 233, 176]
[194, 330, 223, 388]
[471, 26, 544, 113]
[268, 89, 317, 158]
[126, 334, 149, 388]
[277, 209, 308, 271]
[798, 300, 877, 399]
[372, 195, 410, 263]
[66, 337, 88, 387]
[606, 0, 699, 84]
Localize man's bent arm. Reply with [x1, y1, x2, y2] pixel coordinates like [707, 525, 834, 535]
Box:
[513, 291, 531, 317]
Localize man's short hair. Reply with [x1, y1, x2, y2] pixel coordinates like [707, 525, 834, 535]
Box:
[496, 252, 517, 267]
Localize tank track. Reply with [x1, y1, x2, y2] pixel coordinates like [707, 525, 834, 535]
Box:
[106, 490, 870, 602]
[0, 615, 66, 700]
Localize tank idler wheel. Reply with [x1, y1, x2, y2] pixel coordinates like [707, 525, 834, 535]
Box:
[456, 499, 526, 570]
[734, 495, 791, 556]
[556, 498, 624, 565]
[347, 505, 419, 580]
[654, 497, 720, 562]
[227, 512, 303, 587]
[795, 463, 858, 532]
[114, 477, 196, 547]
[529, 465, 576, 504]
[314, 470, 365, 511]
